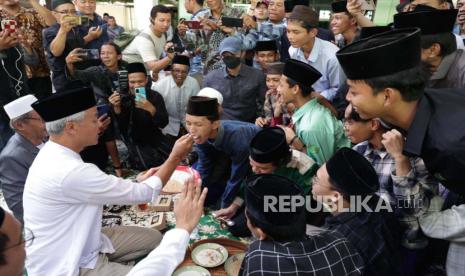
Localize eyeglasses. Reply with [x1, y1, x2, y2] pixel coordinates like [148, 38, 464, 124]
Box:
[172, 69, 188, 75]
[55, 9, 77, 14]
[4, 228, 34, 251]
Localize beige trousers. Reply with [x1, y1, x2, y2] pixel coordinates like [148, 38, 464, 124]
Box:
[79, 226, 162, 276]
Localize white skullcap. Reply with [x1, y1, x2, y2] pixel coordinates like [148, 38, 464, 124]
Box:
[197, 87, 223, 105]
[3, 95, 38, 120]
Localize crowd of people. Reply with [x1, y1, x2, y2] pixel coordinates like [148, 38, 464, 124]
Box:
[1, 0, 465, 275]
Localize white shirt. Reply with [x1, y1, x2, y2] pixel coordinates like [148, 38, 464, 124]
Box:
[23, 141, 162, 276]
[153, 76, 200, 136]
[127, 228, 190, 276]
[289, 38, 343, 101]
[122, 27, 167, 65]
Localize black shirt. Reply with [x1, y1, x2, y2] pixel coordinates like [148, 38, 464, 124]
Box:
[116, 89, 168, 148]
[404, 88, 465, 196]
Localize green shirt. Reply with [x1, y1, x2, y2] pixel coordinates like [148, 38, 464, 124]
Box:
[293, 99, 350, 165]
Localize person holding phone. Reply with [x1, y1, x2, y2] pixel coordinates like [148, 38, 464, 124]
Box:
[74, 0, 109, 50]
[65, 42, 126, 176]
[109, 62, 169, 170]
[43, 0, 102, 92]
[330, 1, 359, 48]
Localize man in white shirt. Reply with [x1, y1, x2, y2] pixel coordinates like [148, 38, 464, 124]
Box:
[1, 175, 208, 276]
[23, 87, 194, 276]
[122, 5, 175, 73]
[0, 95, 47, 225]
[287, 5, 343, 102]
[153, 55, 200, 144]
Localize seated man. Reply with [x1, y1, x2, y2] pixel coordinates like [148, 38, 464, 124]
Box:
[109, 62, 169, 170]
[202, 37, 267, 123]
[215, 126, 318, 237]
[278, 59, 350, 165]
[312, 147, 402, 275]
[240, 174, 365, 275]
[23, 87, 194, 275]
[185, 96, 260, 207]
[0, 95, 47, 225]
[153, 55, 200, 145]
[1, 180, 208, 276]
[253, 40, 280, 71]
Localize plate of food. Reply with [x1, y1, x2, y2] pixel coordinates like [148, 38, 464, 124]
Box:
[173, 265, 211, 276]
[192, 243, 229, 268]
[224, 252, 245, 276]
[162, 166, 201, 194]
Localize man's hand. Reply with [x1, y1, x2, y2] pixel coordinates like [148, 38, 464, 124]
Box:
[163, 42, 175, 60]
[279, 125, 296, 144]
[59, 17, 76, 34]
[255, 117, 268, 127]
[135, 98, 156, 116]
[381, 129, 407, 161]
[200, 17, 219, 31]
[214, 203, 240, 220]
[177, 20, 188, 37]
[87, 26, 103, 41]
[108, 91, 122, 114]
[136, 167, 160, 182]
[347, 0, 363, 15]
[65, 48, 85, 64]
[97, 114, 111, 134]
[170, 134, 194, 163]
[242, 15, 257, 30]
[174, 176, 208, 233]
[0, 30, 18, 51]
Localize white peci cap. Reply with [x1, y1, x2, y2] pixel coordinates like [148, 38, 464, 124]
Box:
[3, 95, 38, 120]
[197, 88, 223, 106]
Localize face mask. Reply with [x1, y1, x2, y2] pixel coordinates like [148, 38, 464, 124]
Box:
[223, 55, 241, 69]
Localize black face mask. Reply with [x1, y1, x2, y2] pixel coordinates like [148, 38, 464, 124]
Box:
[223, 56, 241, 69]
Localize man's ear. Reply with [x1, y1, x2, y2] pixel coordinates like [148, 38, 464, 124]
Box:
[370, 118, 381, 131]
[212, 120, 220, 131]
[383, 87, 399, 107]
[309, 27, 318, 38]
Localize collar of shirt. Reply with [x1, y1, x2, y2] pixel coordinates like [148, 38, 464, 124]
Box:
[404, 95, 431, 157]
[292, 98, 318, 124]
[222, 64, 246, 78]
[293, 37, 322, 64]
[430, 50, 459, 80]
[47, 140, 83, 160]
[212, 122, 225, 147]
[192, 8, 209, 19]
[363, 142, 389, 160]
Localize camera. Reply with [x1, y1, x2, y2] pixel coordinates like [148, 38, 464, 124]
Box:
[117, 70, 132, 108]
[167, 44, 185, 54]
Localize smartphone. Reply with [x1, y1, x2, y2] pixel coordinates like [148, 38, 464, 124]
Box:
[97, 104, 111, 117]
[184, 20, 202, 29]
[77, 49, 100, 60]
[1, 19, 17, 34]
[63, 15, 90, 26]
[135, 87, 147, 102]
[359, 0, 376, 10]
[221, 17, 243, 28]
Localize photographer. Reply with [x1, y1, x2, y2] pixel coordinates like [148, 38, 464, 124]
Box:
[43, 0, 103, 92]
[74, 0, 109, 50]
[108, 62, 169, 170]
[65, 42, 125, 175]
[122, 5, 177, 74]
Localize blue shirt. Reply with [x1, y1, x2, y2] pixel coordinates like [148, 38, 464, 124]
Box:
[289, 38, 343, 101]
[77, 12, 109, 50]
[202, 64, 267, 123]
[195, 120, 260, 207]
